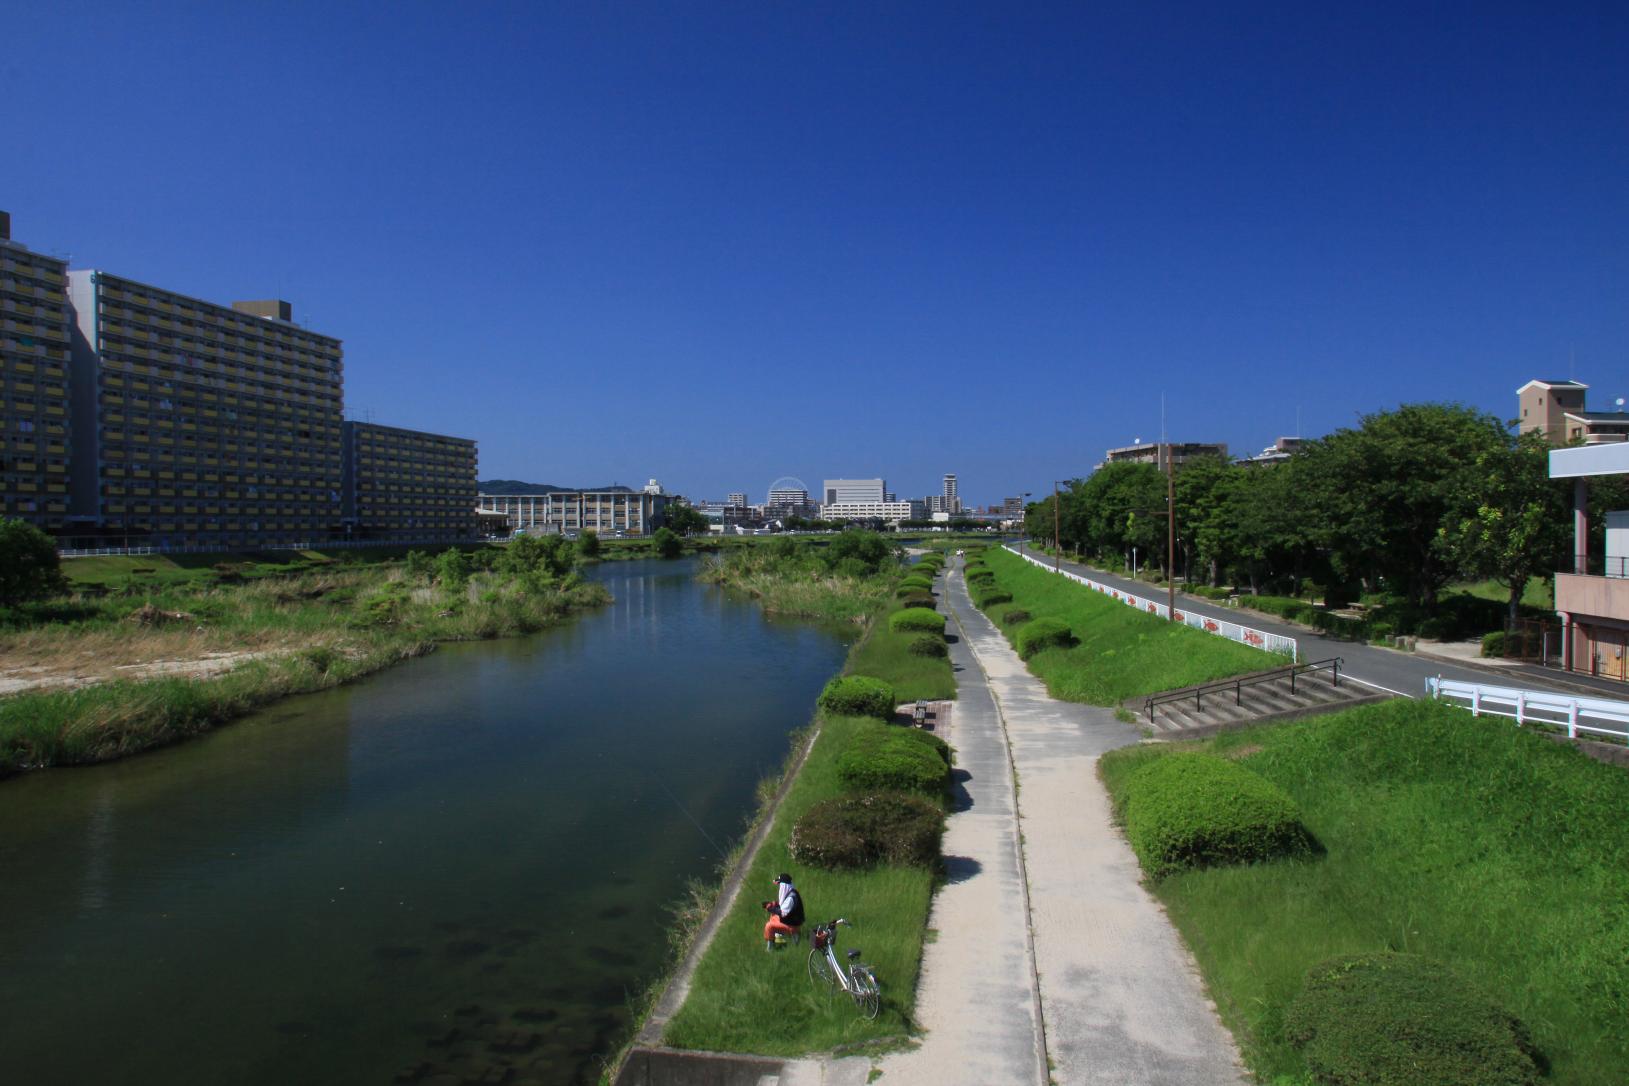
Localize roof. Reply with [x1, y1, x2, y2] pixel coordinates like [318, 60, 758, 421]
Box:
[1550, 442, 1629, 479]
[1563, 412, 1629, 424]
[1517, 379, 1589, 394]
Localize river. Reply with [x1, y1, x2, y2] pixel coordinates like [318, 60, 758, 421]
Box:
[0, 557, 854, 1085]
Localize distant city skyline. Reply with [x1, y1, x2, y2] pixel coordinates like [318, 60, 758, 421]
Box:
[8, 5, 1625, 507]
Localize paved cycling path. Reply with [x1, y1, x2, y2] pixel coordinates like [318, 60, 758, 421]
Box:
[943, 558, 1245, 1085]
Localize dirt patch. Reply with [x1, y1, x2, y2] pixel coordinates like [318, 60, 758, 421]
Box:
[1223, 743, 1265, 760]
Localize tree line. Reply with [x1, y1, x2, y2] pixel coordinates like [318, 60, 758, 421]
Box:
[1026, 403, 1628, 626]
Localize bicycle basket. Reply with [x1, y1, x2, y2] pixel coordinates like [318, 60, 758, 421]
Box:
[813, 929, 830, 950]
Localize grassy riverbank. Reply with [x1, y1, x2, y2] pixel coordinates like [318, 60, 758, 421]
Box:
[0, 551, 608, 775]
[656, 546, 955, 1057]
[974, 546, 1273, 703]
[697, 536, 899, 622]
[1099, 699, 1629, 1085]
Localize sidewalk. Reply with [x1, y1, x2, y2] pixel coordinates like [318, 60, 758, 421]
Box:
[940, 560, 1245, 1085]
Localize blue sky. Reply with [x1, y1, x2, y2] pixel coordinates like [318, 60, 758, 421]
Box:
[7, 2, 1626, 506]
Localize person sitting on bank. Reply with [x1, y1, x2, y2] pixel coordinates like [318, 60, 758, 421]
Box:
[761, 873, 805, 950]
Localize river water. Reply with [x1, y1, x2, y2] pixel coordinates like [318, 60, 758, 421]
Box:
[0, 557, 853, 1085]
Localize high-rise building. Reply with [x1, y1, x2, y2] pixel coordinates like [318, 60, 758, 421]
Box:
[942, 473, 960, 514]
[1002, 496, 1025, 518]
[66, 270, 345, 547]
[1, 212, 73, 531]
[767, 484, 812, 516]
[823, 478, 885, 504]
[341, 421, 477, 542]
[727, 492, 747, 509]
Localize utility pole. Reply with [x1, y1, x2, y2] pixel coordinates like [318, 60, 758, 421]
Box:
[1053, 479, 1062, 574]
[1166, 443, 1176, 622]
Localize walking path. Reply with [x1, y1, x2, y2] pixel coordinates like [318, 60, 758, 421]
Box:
[818, 561, 1244, 1085]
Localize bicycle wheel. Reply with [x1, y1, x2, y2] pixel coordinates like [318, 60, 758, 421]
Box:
[850, 966, 880, 1020]
[808, 947, 836, 991]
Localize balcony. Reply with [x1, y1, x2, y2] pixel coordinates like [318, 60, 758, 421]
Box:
[1556, 571, 1629, 622]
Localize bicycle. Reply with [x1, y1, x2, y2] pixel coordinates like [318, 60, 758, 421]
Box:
[806, 918, 881, 1019]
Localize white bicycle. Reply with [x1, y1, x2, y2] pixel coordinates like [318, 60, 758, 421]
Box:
[807, 918, 881, 1019]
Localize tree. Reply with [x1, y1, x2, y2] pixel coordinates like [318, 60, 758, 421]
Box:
[653, 527, 683, 558]
[820, 529, 893, 574]
[1437, 430, 1570, 628]
[577, 529, 601, 558]
[664, 502, 709, 536]
[0, 518, 67, 607]
[434, 548, 470, 590]
[500, 533, 575, 578]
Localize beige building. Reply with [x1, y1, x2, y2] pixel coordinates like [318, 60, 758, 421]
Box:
[1, 213, 73, 530]
[67, 270, 345, 547]
[342, 421, 477, 542]
[1518, 379, 1628, 445]
[476, 489, 668, 536]
[1101, 441, 1228, 470]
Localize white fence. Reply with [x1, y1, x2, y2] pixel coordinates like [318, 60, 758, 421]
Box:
[1004, 546, 1299, 660]
[1426, 676, 1629, 743]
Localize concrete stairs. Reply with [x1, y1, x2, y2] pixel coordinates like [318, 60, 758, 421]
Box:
[1133, 664, 1390, 737]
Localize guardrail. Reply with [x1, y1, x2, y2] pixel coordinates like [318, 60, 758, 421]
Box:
[1426, 676, 1629, 743]
[1145, 658, 1342, 723]
[1005, 546, 1299, 660]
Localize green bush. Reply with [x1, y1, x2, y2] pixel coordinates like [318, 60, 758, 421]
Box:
[966, 567, 995, 585]
[1187, 585, 1234, 600]
[1367, 622, 1394, 641]
[908, 634, 948, 658]
[1482, 630, 1507, 658]
[896, 582, 935, 598]
[1015, 617, 1073, 659]
[836, 727, 951, 796]
[1415, 617, 1449, 640]
[898, 575, 934, 592]
[896, 726, 952, 766]
[1117, 752, 1313, 879]
[972, 587, 1012, 608]
[889, 609, 946, 635]
[787, 792, 946, 869]
[999, 608, 1032, 626]
[817, 675, 895, 719]
[1283, 952, 1541, 1086]
[898, 592, 937, 611]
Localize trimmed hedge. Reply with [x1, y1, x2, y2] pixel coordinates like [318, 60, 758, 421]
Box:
[1015, 617, 1073, 659]
[896, 583, 935, 598]
[999, 608, 1032, 626]
[965, 567, 995, 585]
[787, 792, 946, 869]
[908, 634, 948, 658]
[1482, 630, 1507, 657]
[1284, 952, 1541, 1086]
[836, 727, 952, 796]
[972, 587, 1012, 608]
[896, 726, 952, 767]
[898, 576, 935, 592]
[889, 609, 946, 635]
[898, 592, 938, 611]
[817, 675, 895, 720]
[1117, 752, 1313, 879]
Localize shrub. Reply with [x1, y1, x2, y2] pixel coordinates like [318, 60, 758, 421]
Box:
[817, 675, 895, 719]
[836, 728, 951, 796]
[788, 792, 946, 869]
[1415, 617, 1449, 640]
[1117, 752, 1313, 879]
[1367, 622, 1394, 641]
[972, 587, 1012, 609]
[908, 634, 948, 658]
[1283, 952, 1541, 1086]
[1015, 618, 1073, 658]
[889, 609, 946, 635]
[1000, 608, 1031, 626]
[896, 582, 934, 598]
[896, 726, 952, 766]
[1188, 585, 1234, 600]
[898, 575, 934, 592]
[1482, 630, 1507, 658]
[965, 567, 995, 585]
[898, 592, 937, 611]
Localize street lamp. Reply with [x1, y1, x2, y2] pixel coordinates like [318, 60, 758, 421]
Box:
[1053, 480, 1067, 574]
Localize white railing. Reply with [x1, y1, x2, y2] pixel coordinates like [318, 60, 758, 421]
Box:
[1426, 676, 1629, 743]
[1005, 546, 1298, 660]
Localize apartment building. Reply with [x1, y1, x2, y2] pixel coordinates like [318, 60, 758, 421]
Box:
[342, 421, 477, 542]
[1518, 379, 1629, 446]
[821, 500, 918, 524]
[476, 489, 668, 536]
[66, 271, 345, 547]
[1, 213, 73, 530]
[942, 473, 961, 514]
[1100, 441, 1228, 470]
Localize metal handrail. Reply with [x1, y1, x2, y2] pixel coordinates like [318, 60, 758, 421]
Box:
[1144, 657, 1344, 723]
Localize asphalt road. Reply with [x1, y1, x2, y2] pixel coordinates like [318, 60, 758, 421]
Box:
[1007, 543, 1621, 701]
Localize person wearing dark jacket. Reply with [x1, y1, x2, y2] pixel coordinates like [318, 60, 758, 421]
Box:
[761, 873, 805, 949]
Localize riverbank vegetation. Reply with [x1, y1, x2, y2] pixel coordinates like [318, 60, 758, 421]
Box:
[656, 548, 955, 1057]
[970, 546, 1272, 703]
[0, 529, 609, 775]
[1099, 698, 1629, 1085]
[696, 530, 902, 622]
[1027, 403, 1602, 638]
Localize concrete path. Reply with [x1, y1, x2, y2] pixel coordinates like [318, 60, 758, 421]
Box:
[942, 559, 1246, 1085]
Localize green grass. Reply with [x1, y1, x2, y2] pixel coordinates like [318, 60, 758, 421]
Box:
[60, 544, 502, 588]
[1453, 576, 1554, 611]
[978, 547, 1274, 703]
[846, 597, 956, 703]
[661, 712, 935, 1054]
[1099, 699, 1629, 1085]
